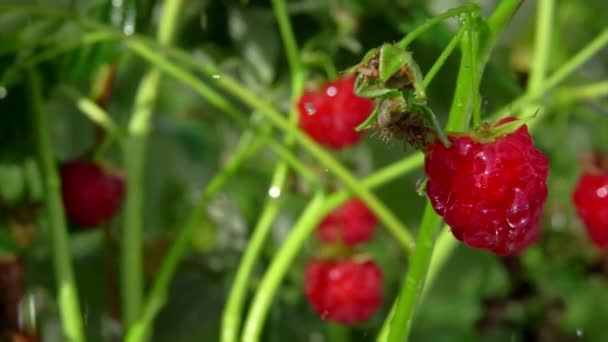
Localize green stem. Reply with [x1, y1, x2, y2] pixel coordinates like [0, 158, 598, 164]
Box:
[222, 2, 306, 339]
[301, 51, 338, 80]
[527, 0, 554, 93]
[423, 26, 465, 89]
[554, 81, 608, 103]
[445, 27, 474, 132]
[492, 28, 608, 120]
[384, 203, 442, 341]
[221, 193, 283, 342]
[17, 31, 116, 69]
[241, 191, 326, 342]
[126, 127, 259, 341]
[59, 86, 124, 140]
[468, 9, 482, 127]
[29, 70, 85, 342]
[125, 40, 416, 253]
[480, 0, 523, 66]
[121, 0, 183, 329]
[396, 4, 471, 49]
[421, 225, 455, 300]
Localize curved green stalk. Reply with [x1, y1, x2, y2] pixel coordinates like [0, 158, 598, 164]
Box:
[468, 9, 482, 127]
[492, 28, 608, 120]
[59, 86, 124, 139]
[554, 81, 608, 103]
[396, 4, 472, 49]
[241, 191, 326, 342]
[527, 0, 554, 93]
[126, 128, 259, 342]
[480, 0, 523, 66]
[125, 40, 416, 253]
[68, 90, 320, 339]
[121, 0, 184, 329]
[221, 1, 304, 340]
[383, 204, 442, 341]
[423, 26, 465, 89]
[29, 70, 85, 342]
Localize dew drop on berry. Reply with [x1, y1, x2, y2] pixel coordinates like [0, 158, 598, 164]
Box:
[326, 86, 337, 97]
[506, 188, 531, 229]
[415, 177, 428, 197]
[596, 186, 608, 198]
[304, 102, 316, 115]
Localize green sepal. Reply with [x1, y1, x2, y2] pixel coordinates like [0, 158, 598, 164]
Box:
[379, 44, 413, 83]
[355, 102, 380, 132]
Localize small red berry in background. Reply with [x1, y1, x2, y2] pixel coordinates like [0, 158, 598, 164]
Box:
[297, 77, 375, 150]
[424, 117, 549, 256]
[304, 258, 382, 325]
[60, 159, 125, 228]
[316, 198, 378, 246]
[572, 156, 608, 249]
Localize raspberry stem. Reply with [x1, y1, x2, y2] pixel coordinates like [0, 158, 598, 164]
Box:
[241, 191, 326, 342]
[222, 0, 305, 339]
[121, 0, 184, 332]
[28, 69, 85, 342]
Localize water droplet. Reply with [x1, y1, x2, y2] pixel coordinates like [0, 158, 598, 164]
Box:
[326, 86, 337, 97]
[212, 74, 221, 79]
[268, 186, 281, 198]
[0, 86, 6, 99]
[597, 186, 608, 198]
[305, 102, 316, 115]
[506, 188, 531, 229]
[415, 177, 428, 196]
[576, 328, 583, 337]
[123, 20, 135, 35]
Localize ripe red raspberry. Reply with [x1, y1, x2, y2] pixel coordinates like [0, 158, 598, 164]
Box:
[316, 198, 378, 246]
[304, 258, 382, 325]
[60, 159, 125, 228]
[572, 170, 608, 249]
[424, 118, 549, 256]
[297, 77, 375, 150]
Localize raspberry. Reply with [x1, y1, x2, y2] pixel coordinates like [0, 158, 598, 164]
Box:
[304, 258, 382, 324]
[572, 171, 608, 249]
[60, 159, 125, 228]
[297, 77, 375, 150]
[424, 118, 549, 255]
[316, 198, 378, 246]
